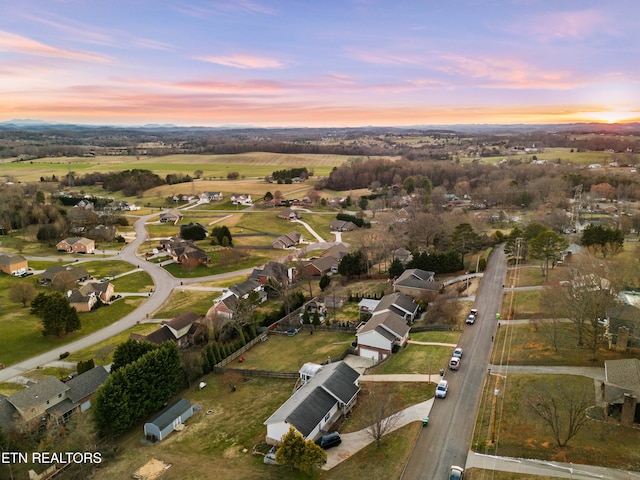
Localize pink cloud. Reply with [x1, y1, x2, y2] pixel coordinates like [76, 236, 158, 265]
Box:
[195, 54, 284, 69]
[0, 30, 111, 63]
[435, 54, 576, 89]
[506, 9, 611, 42]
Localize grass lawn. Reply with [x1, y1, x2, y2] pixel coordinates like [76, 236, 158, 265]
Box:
[162, 248, 281, 278]
[501, 289, 545, 319]
[325, 423, 421, 480]
[75, 259, 139, 279]
[152, 290, 216, 318]
[67, 323, 160, 364]
[110, 271, 154, 292]
[491, 322, 637, 367]
[368, 343, 456, 375]
[339, 382, 435, 433]
[409, 331, 461, 344]
[232, 331, 356, 372]
[472, 374, 640, 471]
[0, 295, 144, 366]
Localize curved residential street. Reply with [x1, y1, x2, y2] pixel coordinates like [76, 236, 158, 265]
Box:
[0, 211, 292, 383]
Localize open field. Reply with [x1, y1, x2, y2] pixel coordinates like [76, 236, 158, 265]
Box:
[473, 374, 640, 471]
[491, 322, 638, 367]
[0, 152, 366, 183]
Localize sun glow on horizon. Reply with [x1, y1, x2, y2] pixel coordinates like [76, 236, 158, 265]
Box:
[578, 110, 640, 124]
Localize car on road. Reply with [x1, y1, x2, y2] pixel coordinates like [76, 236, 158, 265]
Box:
[315, 432, 341, 449]
[435, 379, 448, 398]
[449, 357, 460, 370]
[453, 347, 463, 358]
[466, 308, 478, 324]
[449, 465, 464, 479]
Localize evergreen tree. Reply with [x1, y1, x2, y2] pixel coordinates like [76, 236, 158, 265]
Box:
[388, 258, 405, 278]
[111, 339, 158, 372]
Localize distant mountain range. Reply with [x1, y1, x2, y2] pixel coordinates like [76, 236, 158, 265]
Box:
[1, 119, 639, 135]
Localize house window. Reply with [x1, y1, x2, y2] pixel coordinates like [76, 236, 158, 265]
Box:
[324, 412, 330, 422]
[58, 393, 62, 398]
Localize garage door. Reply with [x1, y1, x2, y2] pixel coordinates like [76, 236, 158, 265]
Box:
[359, 347, 379, 362]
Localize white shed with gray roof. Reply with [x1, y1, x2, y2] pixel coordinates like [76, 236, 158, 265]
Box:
[144, 398, 194, 442]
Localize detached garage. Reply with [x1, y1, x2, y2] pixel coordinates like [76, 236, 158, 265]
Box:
[144, 398, 194, 442]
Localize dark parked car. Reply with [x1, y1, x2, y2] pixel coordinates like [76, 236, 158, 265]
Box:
[315, 432, 341, 449]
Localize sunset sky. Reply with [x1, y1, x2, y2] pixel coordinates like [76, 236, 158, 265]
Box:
[1, 0, 639, 127]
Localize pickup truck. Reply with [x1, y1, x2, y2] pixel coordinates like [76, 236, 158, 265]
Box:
[465, 308, 478, 324]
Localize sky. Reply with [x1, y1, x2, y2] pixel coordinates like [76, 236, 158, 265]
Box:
[1, 0, 639, 127]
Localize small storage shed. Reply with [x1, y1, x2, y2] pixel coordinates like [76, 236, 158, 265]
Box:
[144, 398, 194, 442]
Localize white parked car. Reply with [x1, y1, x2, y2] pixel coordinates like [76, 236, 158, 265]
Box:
[435, 380, 448, 398]
[449, 357, 460, 370]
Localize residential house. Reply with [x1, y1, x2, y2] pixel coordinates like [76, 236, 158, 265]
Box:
[603, 359, 640, 426]
[56, 237, 95, 254]
[85, 224, 118, 242]
[159, 209, 183, 224]
[302, 256, 339, 277]
[207, 279, 266, 326]
[395, 206, 415, 222]
[605, 305, 640, 350]
[144, 398, 194, 442]
[321, 243, 350, 261]
[68, 281, 115, 312]
[172, 193, 196, 203]
[264, 361, 360, 445]
[230, 193, 253, 206]
[356, 310, 410, 363]
[300, 300, 327, 323]
[199, 191, 223, 203]
[130, 312, 207, 348]
[372, 292, 420, 323]
[160, 237, 209, 266]
[392, 248, 413, 265]
[250, 261, 293, 288]
[73, 199, 94, 210]
[65, 366, 109, 413]
[39, 265, 90, 286]
[108, 200, 139, 211]
[329, 220, 357, 232]
[393, 268, 443, 299]
[229, 278, 266, 302]
[277, 208, 301, 220]
[271, 231, 303, 249]
[5, 377, 70, 425]
[0, 253, 28, 275]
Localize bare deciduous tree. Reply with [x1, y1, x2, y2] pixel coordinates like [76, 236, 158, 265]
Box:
[525, 381, 592, 447]
[8, 281, 37, 307]
[362, 384, 404, 447]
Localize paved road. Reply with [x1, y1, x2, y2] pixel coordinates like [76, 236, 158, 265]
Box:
[466, 452, 640, 479]
[401, 246, 508, 480]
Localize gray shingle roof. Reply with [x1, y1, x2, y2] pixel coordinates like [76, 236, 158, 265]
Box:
[146, 398, 192, 430]
[66, 366, 109, 403]
[374, 292, 419, 317]
[7, 377, 69, 416]
[264, 361, 360, 437]
[358, 310, 410, 339]
[604, 359, 640, 403]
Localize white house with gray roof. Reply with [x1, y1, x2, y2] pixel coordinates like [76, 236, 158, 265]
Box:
[356, 309, 411, 363]
[393, 268, 442, 299]
[264, 361, 360, 445]
[373, 292, 420, 323]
